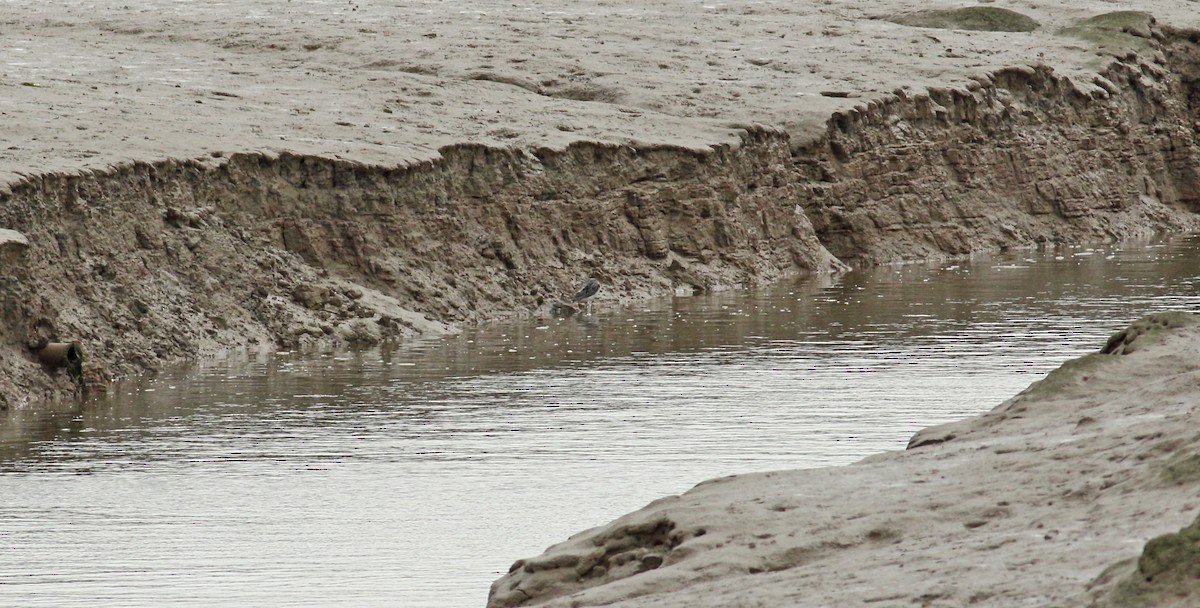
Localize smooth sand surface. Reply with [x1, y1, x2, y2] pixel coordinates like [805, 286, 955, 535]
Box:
[4, 0, 1196, 188]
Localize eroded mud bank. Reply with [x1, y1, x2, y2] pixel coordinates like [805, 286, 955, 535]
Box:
[803, 26, 1200, 263]
[0, 135, 835, 407]
[3, 29, 1200, 408]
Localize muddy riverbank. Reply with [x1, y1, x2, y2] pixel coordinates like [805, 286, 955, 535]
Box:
[3, 2, 1200, 408]
[3, 2, 1200, 607]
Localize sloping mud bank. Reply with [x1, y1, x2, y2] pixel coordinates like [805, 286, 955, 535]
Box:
[0, 136, 833, 408]
[3, 25, 1200, 409]
[487, 313, 1200, 607]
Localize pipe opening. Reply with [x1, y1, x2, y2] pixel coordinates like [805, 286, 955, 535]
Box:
[37, 342, 83, 372]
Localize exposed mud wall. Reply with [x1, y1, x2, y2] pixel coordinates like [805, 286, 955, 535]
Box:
[798, 29, 1200, 264]
[0, 133, 833, 408]
[2, 31, 1200, 409]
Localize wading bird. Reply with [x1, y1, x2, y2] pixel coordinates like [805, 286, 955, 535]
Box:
[572, 278, 600, 314]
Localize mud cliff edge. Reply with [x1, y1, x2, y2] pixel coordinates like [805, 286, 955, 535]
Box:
[2, 26, 1200, 409]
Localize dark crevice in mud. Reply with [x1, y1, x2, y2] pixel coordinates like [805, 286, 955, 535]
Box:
[3, 30, 1200, 409]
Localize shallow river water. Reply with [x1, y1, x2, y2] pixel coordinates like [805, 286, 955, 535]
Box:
[3, 238, 1200, 607]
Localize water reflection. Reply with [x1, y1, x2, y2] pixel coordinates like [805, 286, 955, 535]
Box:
[1, 238, 1199, 607]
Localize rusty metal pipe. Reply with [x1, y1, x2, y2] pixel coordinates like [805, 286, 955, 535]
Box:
[37, 342, 82, 370]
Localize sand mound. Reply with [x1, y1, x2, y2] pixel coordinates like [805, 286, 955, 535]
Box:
[1100, 312, 1200, 355]
[1059, 11, 1158, 55]
[1079, 11, 1157, 37]
[889, 6, 1039, 33]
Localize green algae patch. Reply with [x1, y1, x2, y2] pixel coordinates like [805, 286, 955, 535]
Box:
[1059, 11, 1157, 56]
[1098, 513, 1200, 607]
[1139, 522, 1200, 582]
[889, 7, 1039, 33]
[998, 311, 1195, 406]
[1013, 352, 1114, 401]
[1081, 11, 1156, 35]
[1101, 313, 1200, 356]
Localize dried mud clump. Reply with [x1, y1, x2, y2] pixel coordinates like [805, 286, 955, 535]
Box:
[489, 516, 681, 608]
[889, 7, 1039, 33]
[1100, 312, 1200, 355]
[465, 72, 625, 104]
[542, 81, 625, 104]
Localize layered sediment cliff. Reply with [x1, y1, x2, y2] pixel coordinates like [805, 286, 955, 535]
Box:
[0, 136, 837, 406]
[804, 33, 1200, 263]
[4, 23, 1200, 407]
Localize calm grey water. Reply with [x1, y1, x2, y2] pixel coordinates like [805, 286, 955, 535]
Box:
[3, 238, 1200, 607]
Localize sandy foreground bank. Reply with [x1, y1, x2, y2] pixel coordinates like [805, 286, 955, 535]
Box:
[490, 314, 1200, 607]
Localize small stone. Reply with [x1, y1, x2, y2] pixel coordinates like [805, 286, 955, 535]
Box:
[292, 285, 325, 309]
[0, 228, 29, 251]
[640, 554, 664, 570]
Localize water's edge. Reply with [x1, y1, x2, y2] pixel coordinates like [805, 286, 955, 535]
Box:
[488, 313, 1200, 608]
[4, 240, 1200, 607]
